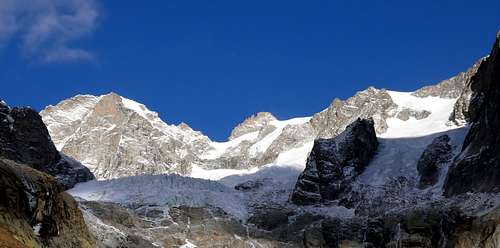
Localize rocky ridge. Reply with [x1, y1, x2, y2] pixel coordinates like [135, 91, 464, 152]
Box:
[444, 31, 500, 196]
[40, 71, 469, 180]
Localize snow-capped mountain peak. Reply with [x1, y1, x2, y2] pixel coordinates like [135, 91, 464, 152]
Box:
[40, 56, 480, 181]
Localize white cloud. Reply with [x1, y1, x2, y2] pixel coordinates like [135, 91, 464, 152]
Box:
[0, 0, 99, 62]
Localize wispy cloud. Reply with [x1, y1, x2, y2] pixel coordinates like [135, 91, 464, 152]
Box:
[0, 0, 99, 63]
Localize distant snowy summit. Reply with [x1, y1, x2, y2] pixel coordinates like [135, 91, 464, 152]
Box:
[40, 58, 479, 180]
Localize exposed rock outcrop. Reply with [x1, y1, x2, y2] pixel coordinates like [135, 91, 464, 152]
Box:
[79, 201, 298, 248]
[413, 59, 483, 99]
[229, 112, 277, 140]
[0, 158, 95, 248]
[452, 206, 500, 248]
[417, 135, 453, 188]
[291, 118, 379, 205]
[41, 93, 212, 178]
[449, 58, 487, 125]
[396, 108, 431, 121]
[310, 87, 397, 138]
[444, 32, 500, 196]
[0, 100, 94, 189]
[300, 205, 499, 248]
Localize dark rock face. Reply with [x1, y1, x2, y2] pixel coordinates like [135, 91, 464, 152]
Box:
[417, 135, 452, 188]
[247, 206, 294, 231]
[444, 32, 500, 196]
[0, 158, 95, 248]
[0, 100, 94, 189]
[0, 106, 59, 169]
[291, 118, 379, 205]
[300, 206, 500, 248]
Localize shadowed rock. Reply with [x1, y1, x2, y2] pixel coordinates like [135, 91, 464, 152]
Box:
[444, 31, 500, 196]
[0, 100, 94, 189]
[291, 118, 379, 205]
[417, 135, 452, 189]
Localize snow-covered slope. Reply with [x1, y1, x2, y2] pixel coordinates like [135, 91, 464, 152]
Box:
[69, 89, 465, 223]
[41, 59, 475, 185]
[69, 174, 249, 219]
[358, 91, 467, 187]
[41, 94, 315, 179]
[66, 73, 481, 241]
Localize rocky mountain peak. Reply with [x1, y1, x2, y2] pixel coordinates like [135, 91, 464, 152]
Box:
[178, 122, 194, 131]
[310, 87, 397, 138]
[93, 92, 128, 121]
[41, 92, 213, 179]
[229, 111, 277, 140]
[412, 59, 484, 99]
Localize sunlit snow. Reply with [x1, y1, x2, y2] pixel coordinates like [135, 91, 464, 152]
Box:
[69, 89, 471, 221]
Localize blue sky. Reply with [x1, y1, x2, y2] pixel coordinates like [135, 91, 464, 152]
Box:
[0, 1, 499, 141]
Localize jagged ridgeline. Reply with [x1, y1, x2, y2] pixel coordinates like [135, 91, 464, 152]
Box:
[0, 31, 499, 248]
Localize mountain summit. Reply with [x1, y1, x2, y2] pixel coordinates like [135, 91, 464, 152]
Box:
[40, 57, 479, 181]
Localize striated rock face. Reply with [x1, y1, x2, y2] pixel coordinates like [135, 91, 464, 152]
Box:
[39, 70, 472, 179]
[310, 87, 397, 138]
[453, 206, 500, 248]
[449, 58, 487, 125]
[41, 93, 212, 179]
[300, 205, 500, 248]
[444, 32, 500, 196]
[229, 112, 277, 140]
[42, 93, 316, 174]
[79, 201, 297, 248]
[0, 158, 95, 248]
[0, 100, 93, 189]
[291, 118, 378, 205]
[417, 135, 453, 189]
[413, 59, 483, 99]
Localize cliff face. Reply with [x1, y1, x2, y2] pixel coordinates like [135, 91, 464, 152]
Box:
[0, 100, 94, 189]
[0, 159, 96, 248]
[41, 93, 213, 178]
[291, 118, 379, 205]
[0, 100, 97, 247]
[444, 32, 500, 196]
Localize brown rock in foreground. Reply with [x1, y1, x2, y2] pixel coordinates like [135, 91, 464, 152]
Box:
[0, 158, 96, 248]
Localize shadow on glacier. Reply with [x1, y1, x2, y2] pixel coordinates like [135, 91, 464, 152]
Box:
[68, 126, 468, 216]
[212, 126, 469, 200]
[67, 173, 253, 219]
[219, 164, 305, 188]
[355, 126, 469, 194]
